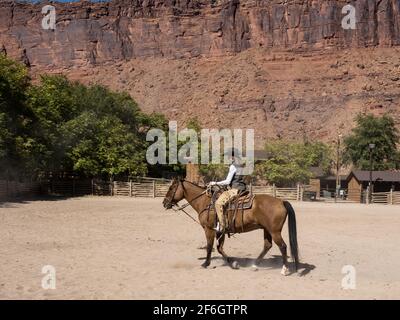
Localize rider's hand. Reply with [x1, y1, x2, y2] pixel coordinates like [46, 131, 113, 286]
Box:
[209, 181, 216, 186]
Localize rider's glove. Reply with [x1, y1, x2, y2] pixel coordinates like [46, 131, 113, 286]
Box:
[209, 181, 217, 186]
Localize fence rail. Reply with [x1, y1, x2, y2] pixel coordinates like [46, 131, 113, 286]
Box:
[2, 178, 399, 205]
[251, 185, 301, 200]
[0, 180, 42, 199]
[371, 191, 400, 205]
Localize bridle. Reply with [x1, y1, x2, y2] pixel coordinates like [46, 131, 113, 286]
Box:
[165, 179, 208, 226]
[164, 179, 180, 208]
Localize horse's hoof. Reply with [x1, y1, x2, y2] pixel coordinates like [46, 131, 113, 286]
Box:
[231, 261, 240, 269]
[280, 265, 290, 276]
[201, 262, 210, 268]
[251, 265, 258, 271]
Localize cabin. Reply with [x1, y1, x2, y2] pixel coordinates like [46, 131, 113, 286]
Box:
[346, 170, 400, 202]
[309, 167, 348, 198]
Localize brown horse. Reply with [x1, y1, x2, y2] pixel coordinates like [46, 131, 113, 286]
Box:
[163, 178, 299, 275]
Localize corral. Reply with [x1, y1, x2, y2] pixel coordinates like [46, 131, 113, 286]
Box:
[1, 197, 399, 299]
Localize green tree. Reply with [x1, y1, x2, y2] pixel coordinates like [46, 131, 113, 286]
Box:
[0, 55, 176, 180]
[184, 117, 228, 181]
[256, 141, 332, 186]
[62, 111, 148, 178]
[27, 75, 83, 174]
[58, 83, 166, 178]
[343, 113, 400, 170]
[0, 54, 35, 178]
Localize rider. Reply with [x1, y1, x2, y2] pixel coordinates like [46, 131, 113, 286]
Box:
[209, 148, 247, 233]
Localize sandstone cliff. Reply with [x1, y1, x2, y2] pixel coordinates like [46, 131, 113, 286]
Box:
[1, 0, 400, 145]
[1, 0, 400, 67]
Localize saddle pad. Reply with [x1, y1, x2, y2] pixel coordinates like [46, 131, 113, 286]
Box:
[227, 194, 255, 210]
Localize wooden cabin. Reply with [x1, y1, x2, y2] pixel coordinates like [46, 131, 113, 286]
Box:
[346, 170, 400, 202]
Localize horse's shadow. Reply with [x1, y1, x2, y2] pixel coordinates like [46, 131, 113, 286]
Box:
[199, 254, 316, 276]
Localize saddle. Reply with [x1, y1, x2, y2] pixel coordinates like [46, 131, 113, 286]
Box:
[208, 188, 255, 234]
[227, 190, 255, 210]
[225, 190, 255, 234]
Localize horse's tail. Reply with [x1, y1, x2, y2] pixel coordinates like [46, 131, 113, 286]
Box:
[283, 201, 299, 271]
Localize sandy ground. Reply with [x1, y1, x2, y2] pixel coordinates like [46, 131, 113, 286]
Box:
[1, 197, 400, 300]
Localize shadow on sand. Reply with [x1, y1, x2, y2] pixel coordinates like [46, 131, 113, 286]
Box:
[0, 195, 74, 208]
[199, 254, 316, 276]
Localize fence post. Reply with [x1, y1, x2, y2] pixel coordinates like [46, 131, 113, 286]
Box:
[91, 179, 94, 196]
[390, 188, 393, 205]
[298, 184, 304, 201]
[296, 183, 300, 201]
[273, 184, 276, 198]
[366, 186, 370, 204]
[129, 180, 132, 197]
[152, 180, 156, 198]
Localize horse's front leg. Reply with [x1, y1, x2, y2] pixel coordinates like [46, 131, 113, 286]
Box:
[201, 227, 215, 268]
[217, 232, 239, 269]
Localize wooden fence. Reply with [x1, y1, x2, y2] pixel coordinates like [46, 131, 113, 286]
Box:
[110, 179, 170, 197]
[251, 184, 304, 201]
[0, 180, 42, 199]
[371, 190, 400, 205]
[48, 177, 171, 198]
[0, 178, 310, 201]
[4, 178, 398, 205]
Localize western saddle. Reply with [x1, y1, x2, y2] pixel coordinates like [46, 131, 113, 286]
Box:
[211, 176, 255, 234]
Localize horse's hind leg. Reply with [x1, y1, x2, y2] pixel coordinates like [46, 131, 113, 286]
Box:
[201, 228, 215, 268]
[272, 232, 289, 276]
[217, 232, 239, 269]
[253, 229, 272, 267]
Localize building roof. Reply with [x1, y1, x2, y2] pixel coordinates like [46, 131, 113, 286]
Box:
[309, 166, 325, 178]
[320, 175, 348, 181]
[309, 167, 348, 180]
[348, 170, 400, 183]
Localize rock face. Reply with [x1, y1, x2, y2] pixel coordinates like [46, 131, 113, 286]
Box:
[1, 0, 400, 145]
[1, 0, 400, 67]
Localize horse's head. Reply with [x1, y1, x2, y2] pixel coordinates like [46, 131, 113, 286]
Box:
[163, 177, 185, 209]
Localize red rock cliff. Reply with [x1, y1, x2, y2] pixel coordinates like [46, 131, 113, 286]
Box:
[1, 0, 400, 67]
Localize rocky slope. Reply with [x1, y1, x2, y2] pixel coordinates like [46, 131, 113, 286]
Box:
[1, 0, 400, 146]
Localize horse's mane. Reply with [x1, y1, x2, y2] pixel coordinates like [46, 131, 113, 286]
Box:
[181, 179, 206, 190]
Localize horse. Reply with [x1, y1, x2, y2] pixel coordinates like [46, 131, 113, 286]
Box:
[162, 177, 299, 275]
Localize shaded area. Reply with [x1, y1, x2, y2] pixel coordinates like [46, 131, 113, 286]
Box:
[199, 254, 316, 276]
[0, 195, 74, 208]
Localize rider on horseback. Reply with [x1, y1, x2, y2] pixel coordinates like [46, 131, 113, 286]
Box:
[209, 148, 247, 233]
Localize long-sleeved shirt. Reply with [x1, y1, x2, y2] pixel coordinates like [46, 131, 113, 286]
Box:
[215, 164, 237, 186]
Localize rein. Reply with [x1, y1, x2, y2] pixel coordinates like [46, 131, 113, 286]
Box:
[172, 206, 203, 226]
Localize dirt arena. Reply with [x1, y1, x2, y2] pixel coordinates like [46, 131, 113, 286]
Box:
[1, 197, 399, 300]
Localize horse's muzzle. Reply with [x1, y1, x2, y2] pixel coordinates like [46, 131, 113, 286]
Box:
[163, 198, 173, 209]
